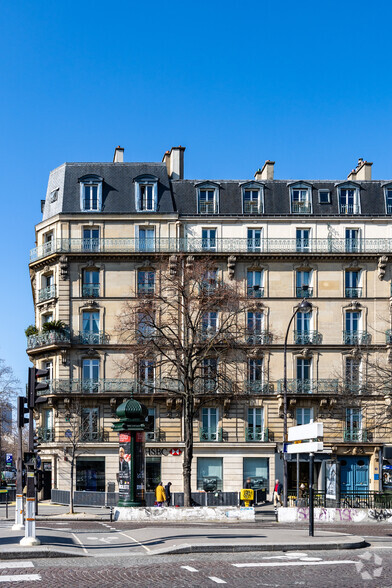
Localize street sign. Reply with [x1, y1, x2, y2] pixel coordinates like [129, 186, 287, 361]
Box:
[65, 429, 72, 438]
[5, 453, 12, 465]
[288, 422, 323, 442]
[286, 441, 324, 454]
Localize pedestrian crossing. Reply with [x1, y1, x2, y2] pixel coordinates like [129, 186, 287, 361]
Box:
[0, 561, 40, 583]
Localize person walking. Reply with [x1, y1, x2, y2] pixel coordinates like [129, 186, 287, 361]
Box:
[155, 481, 166, 507]
[165, 481, 172, 506]
[273, 479, 283, 507]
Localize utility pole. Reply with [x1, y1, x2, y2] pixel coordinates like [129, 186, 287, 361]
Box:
[12, 396, 28, 531]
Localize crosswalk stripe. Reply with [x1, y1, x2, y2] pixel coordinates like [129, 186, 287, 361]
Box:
[0, 562, 34, 569]
[0, 575, 41, 582]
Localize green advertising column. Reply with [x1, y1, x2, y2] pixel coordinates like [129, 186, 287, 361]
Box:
[112, 398, 148, 507]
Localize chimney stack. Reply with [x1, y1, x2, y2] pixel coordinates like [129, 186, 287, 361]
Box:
[254, 160, 275, 181]
[347, 158, 372, 181]
[162, 146, 185, 180]
[113, 146, 124, 163]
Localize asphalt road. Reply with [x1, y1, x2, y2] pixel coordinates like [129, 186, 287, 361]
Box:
[0, 548, 390, 587]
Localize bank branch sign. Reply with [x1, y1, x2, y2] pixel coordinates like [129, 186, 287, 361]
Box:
[286, 422, 324, 453]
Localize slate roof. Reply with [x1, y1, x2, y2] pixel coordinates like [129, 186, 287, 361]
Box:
[41, 161, 392, 221]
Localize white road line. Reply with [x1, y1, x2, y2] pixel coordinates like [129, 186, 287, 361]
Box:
[208, 577, 227, 584]
[181, 566, 199, 572]
[117, 531, 151, 553]
[71, 532, 89, 555]
[233, 560, 356, 568]
[0, 562, 34, 569]
[0, 575, 41, 582]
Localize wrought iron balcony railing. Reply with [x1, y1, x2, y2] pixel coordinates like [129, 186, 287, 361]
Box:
[277, 378, 339, 394]
[199, 427, 223, 442]
[80, 430, 109, 442]
[291, 202, 312, 214]
[75, 331, 109, 345]
[247, 285, 264, 298]
[30, 237, 392, 262]
[244, 381, 274, 395]
[245, 427, 269, 442]
[82, 284, 100, 297]
[145, 429, 166, 442]
[345, 287, 362, 298]
[137, 284, 155, 297]
[339, 204, 360, 215]
[294, 330, 322, 344]
[342, 382, 367, 394]
[296, 286, 313, 298]
[343, 331, 371, 345]
[386, 330, 392, 344]
[27, 330, 71, 350]
[343, 428, 369, 442]
[243, 202, 262, 214]
[38, 285, 56, 302]
[246, 330, 272, 345]
[37, 427, 54, 442]
[37, 378, 183, 396]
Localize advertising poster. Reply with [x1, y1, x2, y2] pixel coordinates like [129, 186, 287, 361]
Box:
[118, 433, 132, 502]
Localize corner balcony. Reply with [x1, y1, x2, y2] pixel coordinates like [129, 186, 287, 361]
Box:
[343, 429, 369, 442]
[82, 284, 100, 298]
[343, 331, 371, 345]
[27, 330, 71, 350]
[199, 427, 223, 442]
[345, 287, 362, 298]
[277, 379, 339, 394]
[37, 427, 54, 442]
[246, 330, 273, 345]
[74, 331, 109, 345]
[244, 381, 274, 395]
[296, 286, 313, 298]
[39, 378, 182, 396]
[38, 285, 57, 302]
[294, 330, 322, 344]
[245, 427, 269, 442]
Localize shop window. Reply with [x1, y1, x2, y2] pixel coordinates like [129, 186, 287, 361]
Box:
[197, 457, 223, 491]
[76, 457, 105, 492]
[243, 457, 269, 489]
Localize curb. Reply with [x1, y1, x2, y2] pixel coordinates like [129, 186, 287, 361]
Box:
[0, 548, 87, 559]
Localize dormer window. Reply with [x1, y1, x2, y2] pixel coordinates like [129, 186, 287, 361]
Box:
[384, 185, 392, 214]
[135, 175, 158, 212]
[290, 183, 312, 214]
[242, 183, 263, 214]
[79, 175, 103, 212]
[338, 184, 360, 214]
[197, 183, 219, 214]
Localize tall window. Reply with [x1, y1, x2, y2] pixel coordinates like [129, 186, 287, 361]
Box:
[81, 408, 99, 441]
[82, 359, 100, 392]
[296, 270, 312, 298]
[345, 357, 361, 391]
[201, 407, 219, 441]
[345, 270, 361, 298]
[243, 188, 262, 214]
[247, 228, 261, 252]
[42, 313, 53, 325]
[201, 358, 218, 393]
[137, 270, 155, 297]
[81, 311, 100, 344]
[247, 358, 263, 393]
[83, 228, 100, 252]
[201, 269, 218, 295]
[202, 228, 216, 251]
[83, 269, 100, 297]
[345, 228, 360, 252]
[139, 184, 154, 211]
[291, 186, 311, 213]
[39, 273, 55, 302]
[137, 227, 155, 252]
[296, 358, 311, 393]
[345, 408, 363, 441]
[135, 176, 158, 212]
[42, 409, 54, 441]
[295, 311, 313, 344]
[247, 270, 264, 298]
[247, 407, 265, 441]
[201, 312, 218, 339]
[137, 312, 155, 340]
[139, 359, 155, 393]
[146, 408, 156, 441]
[247, 311, 264, 344]
[344, 311, 360, 344]
[296, 228, 310, 252]
[296, 408, 313, 425]
[339, 188, 360, 214]
[198, 188, 217, 214]
[80, 176, 102, 212]
[385, 188, 392, 214]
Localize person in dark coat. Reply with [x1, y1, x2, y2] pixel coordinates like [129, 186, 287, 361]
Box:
[245, 477, 252, 489]
[165, 482, 172, 506]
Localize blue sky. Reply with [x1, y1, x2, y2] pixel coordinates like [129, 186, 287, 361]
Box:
[0, 0, 391, 385]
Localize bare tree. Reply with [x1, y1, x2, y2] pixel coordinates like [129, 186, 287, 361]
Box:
[116, 255, 269, 506]
[0, 359, 19, 471]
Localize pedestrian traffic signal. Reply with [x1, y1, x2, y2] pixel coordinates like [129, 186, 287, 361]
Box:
[28, 367, 49, 409]
[17, 396, 29, 428]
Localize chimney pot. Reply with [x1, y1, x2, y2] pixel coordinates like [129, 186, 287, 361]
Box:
[255, 160, 275, 181]
[113, 146, 124, 163]
[163, 146, 185, 180]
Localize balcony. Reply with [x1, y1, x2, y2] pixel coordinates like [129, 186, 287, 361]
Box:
[277, 379, 339, 394]
[244, 381, 274, 395]
[75, 331, 109, 345]
[345, 287, 362, 298]
[291, 202, 312, 214]
[199, 427, 223, 442]
[343, 382, 367, 394]
[296, 286, 313, 298]
[343, 331, 371, 345]
[37, 427, 54, 442]
[38, 378, 182, 396]
[30, 237, 392, 261]
[343, 429, 369, 442]
[82, 284, 100, 298]
[38, 285, 56, 302]
[245, 427, 269, 442]
[243, 202, 261, 214]
[340, 204, 360, 215]
[80, 430, 109, 442]
[247, 285, 264, 298]
[27, 330, 70, 350]
[137, 284, 155, 297]
[246, 330, 272, 345]
[294, 330, 322, 344]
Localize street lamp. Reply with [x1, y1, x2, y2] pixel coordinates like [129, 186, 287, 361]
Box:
[283, 298, 312, 507]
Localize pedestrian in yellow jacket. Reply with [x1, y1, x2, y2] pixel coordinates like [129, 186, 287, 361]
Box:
[155, 482, 166, 506]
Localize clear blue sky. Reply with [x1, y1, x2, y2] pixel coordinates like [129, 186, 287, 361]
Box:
[0, 0, 391, 385]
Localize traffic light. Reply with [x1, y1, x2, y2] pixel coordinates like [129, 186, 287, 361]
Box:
[17, 396, 29, 428]
[35, 470, 43, 492]
[33, 433, 41, 454]
[28, 367, 49, 409]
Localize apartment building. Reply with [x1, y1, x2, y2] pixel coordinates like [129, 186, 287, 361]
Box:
[27, 148, 392, 499]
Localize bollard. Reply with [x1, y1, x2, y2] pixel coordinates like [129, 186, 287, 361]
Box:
[12, 494, 24, 531]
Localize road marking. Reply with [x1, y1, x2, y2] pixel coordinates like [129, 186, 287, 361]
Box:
[0, 562, 34, 569]
[117, 531, 151, 553]
[71, 532, 89, 555]
[181, 566, 199, 572]
[208, 577, 226, 584]
[0, 575, 41, 583]
[233, 560, 357, 568]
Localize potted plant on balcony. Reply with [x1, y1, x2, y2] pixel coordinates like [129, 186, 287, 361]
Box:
[41, 320, 68, 343]
[25, 325, 39, 337]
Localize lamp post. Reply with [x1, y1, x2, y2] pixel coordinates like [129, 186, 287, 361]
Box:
[283, 298, 313, 507]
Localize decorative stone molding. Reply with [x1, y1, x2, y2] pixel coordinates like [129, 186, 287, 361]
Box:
[247, 348, 264, 359]
[175, 398, 182, 412]
[227, 256, 236, 279]
[43, 265, 52, 274]
[186, 256, 194, 271]
[169, 255, 178, 276]
[86, 348, 98, 357]
[347, 347, 362, 359]
[247, 301, 264, 312]
[60, 349, 68, 366]
[348, 300, 361, 311]
[378, 255, 388, 280]
[84, 300, 100, 308]
[110, 398, 117, 414]
[59, 256, 69, 280]
[223, 398, 231, 417]
[297, 348, 312, 359]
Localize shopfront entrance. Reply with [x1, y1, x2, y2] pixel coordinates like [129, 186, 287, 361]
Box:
[338, 456, 369, 493]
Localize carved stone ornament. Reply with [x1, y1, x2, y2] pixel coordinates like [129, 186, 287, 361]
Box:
[186, 256, 194, 271]
[227, 256, 236, 280]
[378, 255, 388, 280]
[86, 348, 98, 357]
[289, 398, 297, 407]
[43, 265, 52, 274]
[60, 349, 68, 366]
[110, 398, 117, 413]
[223, 398, 231, 417]
[348, 300, 361, 311]
[348, 347, 361, 359]
[247, 301, 264, 312]
[298, 348, 312, 359]
[59, 256, 69, 280]
[85, 300, 99, 308]
[169, 255, 178, 276]
[247, 348, 264, 359]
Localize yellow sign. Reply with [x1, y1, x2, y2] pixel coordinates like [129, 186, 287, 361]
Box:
[240, 489, 254, 500]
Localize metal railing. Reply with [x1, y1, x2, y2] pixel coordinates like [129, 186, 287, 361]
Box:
[343, 428, 369, 442]
[277, 378, 339, 394]
[291, 202, 312, 214]
[294, 330, 322, 344]
[243, 202, 262, 214]
[82, 284, 100, 297]
[244, 381, 274, 395]
[343, 330, 371, 345]
[245, 427, 269, 442]
[37, 427, 55, 442]
[199, 427, 223, 442]
[145, 428, 166, 442]
[80, 430, 109, 442]
[345, 287, 362, 298]
[38, 285, 56, 302]
[137, 284, 155, 297]
[27, 329, 70, 350]
[246, 330, 273, 345]
[247, 285, 264, 298]
[296, 286, 313, 298]
[38, 377, 182, 396]
[30, 236, 392, 261]
[339, 204, 360, 215]
[75, 331, 109, 345]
